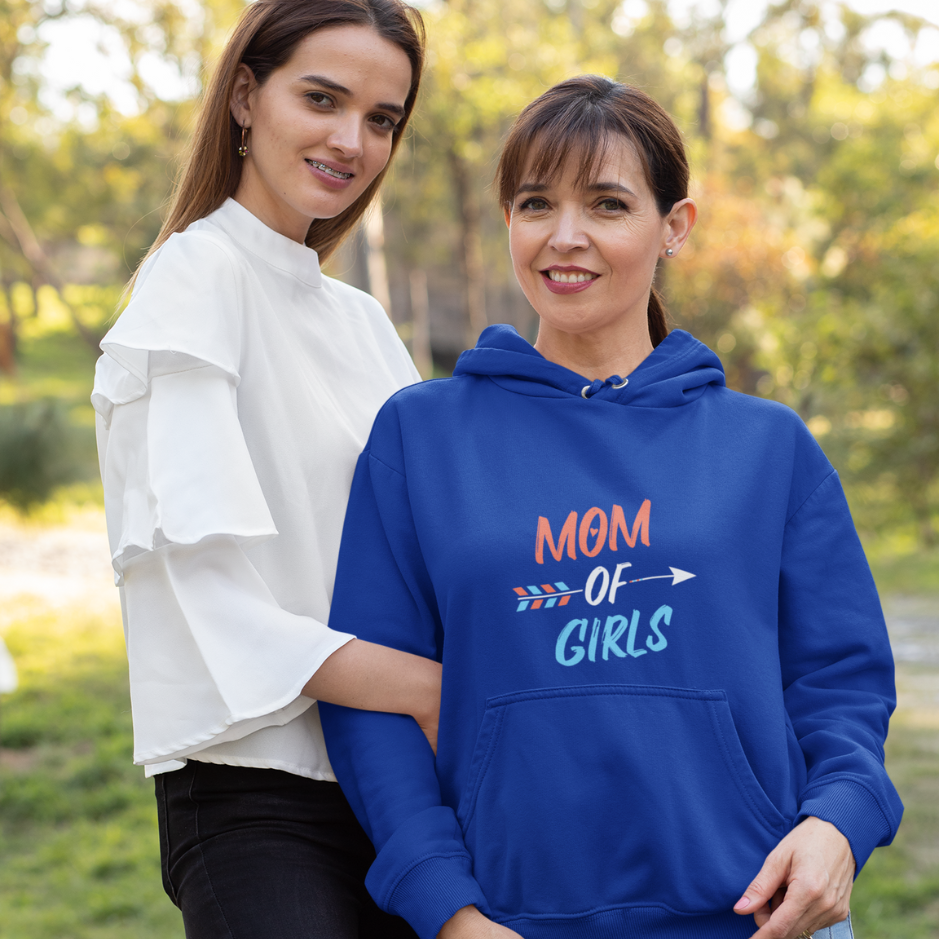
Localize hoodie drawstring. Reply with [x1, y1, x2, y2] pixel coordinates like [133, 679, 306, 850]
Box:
[581, 376, 629, 399]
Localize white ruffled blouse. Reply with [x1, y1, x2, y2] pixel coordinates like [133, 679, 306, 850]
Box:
[92, 198, 420, 778]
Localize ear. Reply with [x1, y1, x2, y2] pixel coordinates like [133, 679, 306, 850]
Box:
[230, 63, 258, 128]
[660, 198, 697, 259]
[503, 206, 511, 229]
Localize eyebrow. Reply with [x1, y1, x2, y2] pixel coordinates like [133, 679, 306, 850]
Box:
[515, 181, 637, 197]
[298, 74, 406, 117]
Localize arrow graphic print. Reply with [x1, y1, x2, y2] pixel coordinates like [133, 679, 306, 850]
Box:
[512, 568, 694, 612]
[513, 582, 583, 612]
[623, 567, 696, 587]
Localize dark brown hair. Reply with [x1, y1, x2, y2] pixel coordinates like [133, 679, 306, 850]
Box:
[496, 75, 689, 346]
[132, 0, 424, 287]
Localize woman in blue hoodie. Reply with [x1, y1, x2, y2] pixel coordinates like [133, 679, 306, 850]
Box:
[319, 76, 902, 939]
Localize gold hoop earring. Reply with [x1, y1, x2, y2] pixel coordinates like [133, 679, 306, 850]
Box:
[238, 124, 249, 158]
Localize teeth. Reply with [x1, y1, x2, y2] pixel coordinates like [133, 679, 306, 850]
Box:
[548, 270, 597, 283]
[307, 159, 352, 179]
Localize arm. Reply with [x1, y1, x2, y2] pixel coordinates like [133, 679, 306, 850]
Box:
[103, 355, 437, 762]
[320, 442, 489, 939]
[304, 639, 441, 752]
[120, 529, 440, 764]
[735, 469, 902, 937]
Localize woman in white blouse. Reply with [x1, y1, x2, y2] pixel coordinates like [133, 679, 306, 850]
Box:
[92, 1, 432, 935]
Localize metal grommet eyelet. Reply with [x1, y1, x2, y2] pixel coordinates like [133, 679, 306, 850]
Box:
[581, 385, 591, 399]
[611, 378, 628, 389]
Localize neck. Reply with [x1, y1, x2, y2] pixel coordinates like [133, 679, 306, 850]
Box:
[534, 317, 655, 381]
[233, 164, 312, 244]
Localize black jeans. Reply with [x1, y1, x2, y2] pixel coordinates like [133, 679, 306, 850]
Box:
[155, 761, 418, 939]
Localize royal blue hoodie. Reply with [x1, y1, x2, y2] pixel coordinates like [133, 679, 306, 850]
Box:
[320, 326, 902, 939]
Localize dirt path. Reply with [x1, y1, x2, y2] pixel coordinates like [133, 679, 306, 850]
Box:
[0, 513, 119, 628]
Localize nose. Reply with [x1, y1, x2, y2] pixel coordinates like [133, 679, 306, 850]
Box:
[548, 206, 589, 253]
[327, 113, 364, 159]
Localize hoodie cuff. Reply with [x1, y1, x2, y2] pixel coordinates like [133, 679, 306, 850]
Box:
[797, 777, 895, 873]
[385, 854, 487, 939]
[365, 806, 488, 939]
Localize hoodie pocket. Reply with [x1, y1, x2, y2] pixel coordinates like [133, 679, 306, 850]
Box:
[457, 684, 789, 918]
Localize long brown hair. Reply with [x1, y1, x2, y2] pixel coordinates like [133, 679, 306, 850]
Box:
[496, 76, 689, 347]
[131, 0, 424, 287]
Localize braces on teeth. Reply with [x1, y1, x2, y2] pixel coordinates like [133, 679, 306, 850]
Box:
[308, 160, 352, 179]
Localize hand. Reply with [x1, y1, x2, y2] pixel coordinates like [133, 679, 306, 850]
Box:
[733, 816, 855, 938]
[437, 905, 524, 939]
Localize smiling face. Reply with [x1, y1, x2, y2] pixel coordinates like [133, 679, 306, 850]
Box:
[507, 137, 692, 360]
[230, 24, 412, 242]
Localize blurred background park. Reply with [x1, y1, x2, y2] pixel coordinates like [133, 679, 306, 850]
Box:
[0, 0, 937, 935]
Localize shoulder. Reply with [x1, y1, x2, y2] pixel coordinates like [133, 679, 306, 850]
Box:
[707, 386, 834, 501]
[101, 227, 249, 388]
[317, 274, 393, 330]
[317, 274, 421, 380]
[134, 228, 241, 295]
[707, 385, 816, 437]
[382, 374, 474, 414]
[365, 375, 473, 470]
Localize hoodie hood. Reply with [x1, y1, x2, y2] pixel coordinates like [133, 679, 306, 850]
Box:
[453, 324, 725, 407]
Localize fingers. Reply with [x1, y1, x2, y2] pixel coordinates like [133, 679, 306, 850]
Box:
[736, 818, 855, 938]
[747, 877, 850, 939]
[734, 848, 789, 917]
[745, 856, 851, 938]
[752, 888, 785, 928]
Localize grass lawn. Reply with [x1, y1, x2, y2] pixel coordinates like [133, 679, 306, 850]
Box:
[1, 585, 938, 938]
[0, 605, 184, 939]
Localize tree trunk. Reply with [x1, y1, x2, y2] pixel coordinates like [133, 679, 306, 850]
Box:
[364, 200, 392, 319]
[0, 323, 13, 374]
[698, 75, 711, 141]
[0, 282, 16, 375]
[448, 147, 487, 348]
[409, 268, 432, 380]
[0, 180, 101, 350]
[910, 465, 936, 546]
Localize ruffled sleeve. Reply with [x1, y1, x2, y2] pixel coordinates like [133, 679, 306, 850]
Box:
[91, 229, 355, 765]
[93, 231, 276, 579]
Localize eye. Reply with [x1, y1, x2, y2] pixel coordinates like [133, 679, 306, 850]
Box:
[518, 197, 549, 212]
[369, 113, 398, 132]
[597, 197, 628, 212]
[306, 91, 334, 108]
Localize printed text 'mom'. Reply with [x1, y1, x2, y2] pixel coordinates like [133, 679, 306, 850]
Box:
[535, 500, 651, 564]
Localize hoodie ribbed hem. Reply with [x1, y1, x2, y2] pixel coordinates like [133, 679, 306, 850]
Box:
[797, 775, 898, 871]
[384, 853, 487, 939]
[497, 907, 755, 938]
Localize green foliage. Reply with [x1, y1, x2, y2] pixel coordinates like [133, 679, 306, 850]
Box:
[866, 537, 939, 598]
[2, 0, 939, 545]
[0, 401, 81, 510]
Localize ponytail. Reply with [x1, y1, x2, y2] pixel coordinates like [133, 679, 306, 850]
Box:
[648, 286, 670, 347]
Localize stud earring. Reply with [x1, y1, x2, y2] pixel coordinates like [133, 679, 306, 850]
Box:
[665, 248, 675, 257]
[238, 124, 249, 158]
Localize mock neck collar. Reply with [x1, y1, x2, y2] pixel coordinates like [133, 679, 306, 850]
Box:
[204, 198, 322, 288]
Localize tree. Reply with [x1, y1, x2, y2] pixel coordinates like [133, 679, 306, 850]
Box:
[0, 0, 243, 366]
